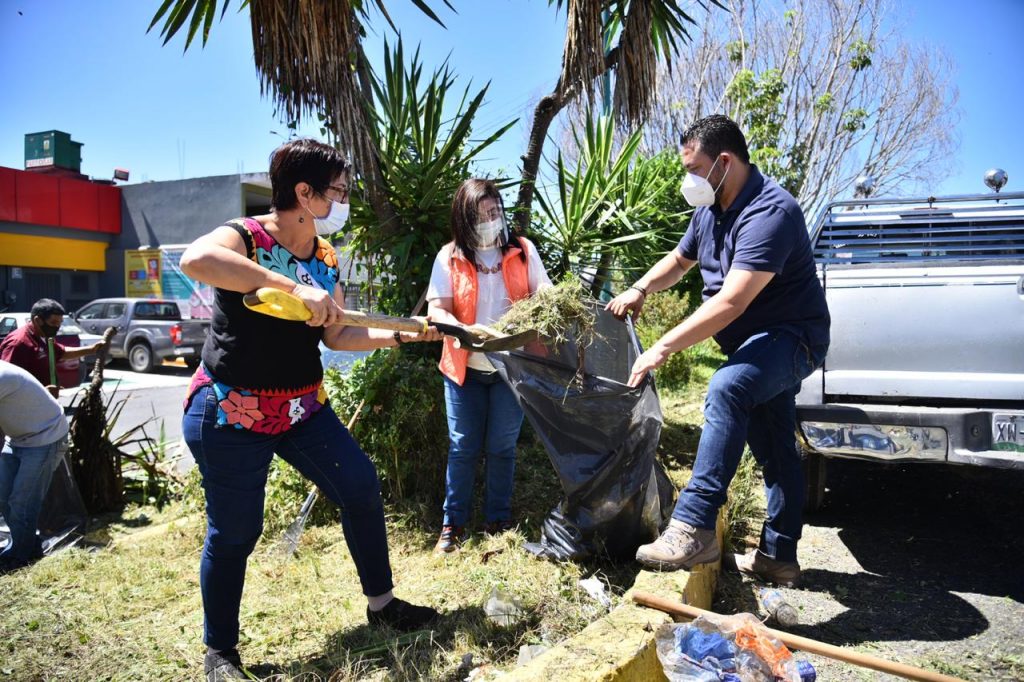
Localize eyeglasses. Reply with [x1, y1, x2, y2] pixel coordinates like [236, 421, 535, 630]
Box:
[323, 184, 350, 202]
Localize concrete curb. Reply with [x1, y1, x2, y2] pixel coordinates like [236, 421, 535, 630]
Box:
[504, 516, 725, 681]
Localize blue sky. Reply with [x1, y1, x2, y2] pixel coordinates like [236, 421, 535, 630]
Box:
[1, 0, 1021, 198]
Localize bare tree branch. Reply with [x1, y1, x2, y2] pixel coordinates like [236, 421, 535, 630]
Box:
[643, 0, 959, 217]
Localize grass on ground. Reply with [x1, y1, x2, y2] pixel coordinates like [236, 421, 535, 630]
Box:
[0, 341, 766, 681]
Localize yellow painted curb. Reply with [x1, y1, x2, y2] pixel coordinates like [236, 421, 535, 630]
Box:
[504, 515, 725, 681]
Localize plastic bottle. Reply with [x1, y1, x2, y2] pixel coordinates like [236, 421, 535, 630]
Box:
[796, 659, 817, 681]
[758, 587, 799, 627]
[777, 658, 817, 682]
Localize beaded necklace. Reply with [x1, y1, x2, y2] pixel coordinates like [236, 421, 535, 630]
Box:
[475, 260, 502, 274]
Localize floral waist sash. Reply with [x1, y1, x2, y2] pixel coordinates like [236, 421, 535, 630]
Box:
[185, 365, 327, 434]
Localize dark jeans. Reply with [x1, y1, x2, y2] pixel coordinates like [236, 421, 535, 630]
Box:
[183, 385, 393, 650]
[673, 330, 827, 562]
[442, 368, 524, 527]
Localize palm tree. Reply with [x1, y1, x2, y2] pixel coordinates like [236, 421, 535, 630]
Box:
[149, 0, 454, 235]
[513, 0, 723, 232]
[150, 0, 723, 238]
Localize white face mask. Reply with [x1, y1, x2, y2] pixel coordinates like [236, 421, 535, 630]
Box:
[680, 155, 729, 207]
[473, 217, 506, 249]
[309, 200, 350, 237]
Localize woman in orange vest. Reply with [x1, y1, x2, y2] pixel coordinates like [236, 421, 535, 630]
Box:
[426, 179, 551, 553]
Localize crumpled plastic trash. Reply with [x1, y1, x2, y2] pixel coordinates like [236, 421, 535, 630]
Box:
[483, 586, 526, 627]
[578, 575, 612, 609]
[734, 621, 793, 678]
[656, 620, 741, 681]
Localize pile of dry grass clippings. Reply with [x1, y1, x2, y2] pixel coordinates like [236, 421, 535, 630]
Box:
[496, 274, 596, 348]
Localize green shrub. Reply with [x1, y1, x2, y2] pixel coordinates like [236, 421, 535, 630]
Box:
[177, 439, 341, 535]
[325, 348, 448, 504]
[635, 289, 696, 390]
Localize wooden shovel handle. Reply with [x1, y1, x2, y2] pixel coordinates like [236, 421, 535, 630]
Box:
[244, 288, 428, 333]
[338, 309, 429, 334]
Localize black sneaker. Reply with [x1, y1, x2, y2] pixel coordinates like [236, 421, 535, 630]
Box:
[367, 598, 440, 632]
[0, 556, 33, 575]
[483, 519, 516, 535]
[204, 648, 246, 681]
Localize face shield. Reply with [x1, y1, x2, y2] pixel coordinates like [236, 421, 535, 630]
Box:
[471, 200, 509, 250]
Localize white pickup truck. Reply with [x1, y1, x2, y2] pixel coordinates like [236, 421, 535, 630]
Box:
[796, 180, 1024, 508]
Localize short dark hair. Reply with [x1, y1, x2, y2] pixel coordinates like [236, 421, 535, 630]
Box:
[31, 298, 64, 320]
[449, 178, 524, 265]
[268, 138, 352, 211]
[680, 115, 750, 164]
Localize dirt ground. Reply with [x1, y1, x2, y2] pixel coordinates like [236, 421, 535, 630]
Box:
[715, 458, 1024, 681]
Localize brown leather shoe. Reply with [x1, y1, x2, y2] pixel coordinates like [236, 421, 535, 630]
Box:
[731, 549, 801, 587]
[433, 525, 465, 554]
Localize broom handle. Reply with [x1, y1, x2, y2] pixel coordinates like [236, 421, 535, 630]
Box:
[632, 591, 966, 682]
[47, 337, 58, 386]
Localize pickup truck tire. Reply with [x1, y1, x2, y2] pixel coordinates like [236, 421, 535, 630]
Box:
[128, 341, 155, 373]
[802, 450, 827, 513]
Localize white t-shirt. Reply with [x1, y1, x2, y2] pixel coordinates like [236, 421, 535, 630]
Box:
[0, 360, 69, 448]
[427, 238, 552, 372]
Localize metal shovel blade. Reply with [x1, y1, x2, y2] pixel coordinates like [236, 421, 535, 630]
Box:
[473, 329, 540, 351]
[430, 322, 539, 351]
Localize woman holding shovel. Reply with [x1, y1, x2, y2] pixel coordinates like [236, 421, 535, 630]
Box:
[179, 138, 442, 681]
[426, 179, 551, 553]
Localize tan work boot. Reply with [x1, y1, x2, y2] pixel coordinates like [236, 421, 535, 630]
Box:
[731, 549, 801, 587]
[635, 519, 720, 571]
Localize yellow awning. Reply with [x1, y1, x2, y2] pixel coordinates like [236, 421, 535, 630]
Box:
[0, 233, 108, 271]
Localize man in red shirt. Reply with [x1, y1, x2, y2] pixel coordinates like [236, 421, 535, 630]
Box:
[0, 299, 106, 398]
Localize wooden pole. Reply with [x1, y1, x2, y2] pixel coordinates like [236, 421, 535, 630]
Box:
[46, 336, 58, 387]
[632, 591, 967, 682]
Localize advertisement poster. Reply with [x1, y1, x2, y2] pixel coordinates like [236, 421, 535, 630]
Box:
[125, 249, 163, 297]
[160, 246, 213, 319]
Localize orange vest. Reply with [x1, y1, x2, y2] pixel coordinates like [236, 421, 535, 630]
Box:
[438, 240, 532, 385]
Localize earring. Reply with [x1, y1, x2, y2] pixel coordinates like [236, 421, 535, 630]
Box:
[299, 215, 305, 223]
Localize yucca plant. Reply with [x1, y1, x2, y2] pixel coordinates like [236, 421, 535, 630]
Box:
[533, 114, 687, 297]
[344, 39, 517, 316]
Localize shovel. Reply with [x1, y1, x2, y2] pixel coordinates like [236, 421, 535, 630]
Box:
[243, 287, 539, 352]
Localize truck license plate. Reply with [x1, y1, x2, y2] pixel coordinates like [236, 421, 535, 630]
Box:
[173, 347, 195, 355]
[993, 414, 1024, 453]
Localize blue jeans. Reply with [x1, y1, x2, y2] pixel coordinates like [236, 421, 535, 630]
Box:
[673, 330, 827, 562]
[183, 385, 394, 651]
[0, 435, 67, 562]
[442, 369, 524, 527]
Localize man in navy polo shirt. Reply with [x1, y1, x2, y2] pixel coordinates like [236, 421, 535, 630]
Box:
[606, 115, 830, 586]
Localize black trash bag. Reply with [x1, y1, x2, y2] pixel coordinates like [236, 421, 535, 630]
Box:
[0, 449, 88, 558]
[486, 304, 674, 561]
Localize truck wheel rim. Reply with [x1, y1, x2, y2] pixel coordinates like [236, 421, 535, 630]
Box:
[131, 346, 149, 368]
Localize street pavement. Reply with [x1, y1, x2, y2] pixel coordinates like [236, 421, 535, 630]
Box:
[59, 359, 194, 471]
[57, 350, 366, 474]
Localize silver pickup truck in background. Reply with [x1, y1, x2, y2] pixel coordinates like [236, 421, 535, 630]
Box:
[72, 297, 210, 373]
[796, 178, 1024, 509]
